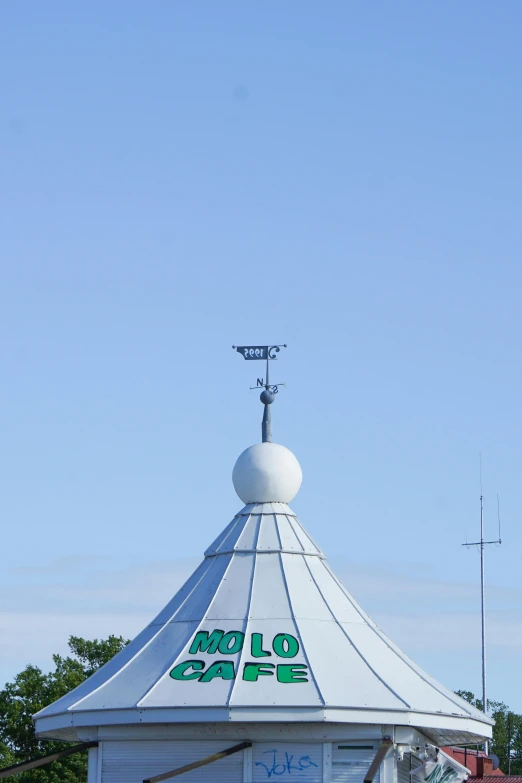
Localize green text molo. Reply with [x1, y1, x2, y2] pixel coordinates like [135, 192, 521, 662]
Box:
[170, 660, 308, 684]
[188, 629, 300, 658]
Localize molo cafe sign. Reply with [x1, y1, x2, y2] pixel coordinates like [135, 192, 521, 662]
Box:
[170, 629, 308, 684]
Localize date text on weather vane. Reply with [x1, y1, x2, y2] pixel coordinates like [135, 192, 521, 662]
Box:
[232, 344, 287, 394]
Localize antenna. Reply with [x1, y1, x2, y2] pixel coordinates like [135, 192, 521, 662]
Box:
[232, 345, 287, 442]
[462, 455, 502, 754]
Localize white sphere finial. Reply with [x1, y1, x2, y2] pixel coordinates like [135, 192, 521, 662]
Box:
[232, 442, 302, 504]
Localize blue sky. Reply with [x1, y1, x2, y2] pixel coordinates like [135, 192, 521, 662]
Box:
[1, 1, 521, 713]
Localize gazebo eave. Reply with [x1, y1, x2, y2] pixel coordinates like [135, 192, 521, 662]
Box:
[34, 705, 493, 745]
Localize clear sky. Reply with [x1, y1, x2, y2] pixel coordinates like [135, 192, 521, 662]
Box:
[1, 2, 521, 714]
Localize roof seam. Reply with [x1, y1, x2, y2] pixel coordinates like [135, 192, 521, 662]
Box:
[136, 552, 236, 707]
[291, 516, 324, 554]
[281, 514, 306, 553]
[322, 561, 479, 719]
[226, 547, 258, 707]
[60, 558, 219, 713]
[205, 513, 245, 555]
[303, 556, 411, 710]
[285, 515, 309, 554]
[236, 512, 298, 517]
[278, 551, 326, 707]
[205, 549, 325, 558]
[274, 513, 284, 551]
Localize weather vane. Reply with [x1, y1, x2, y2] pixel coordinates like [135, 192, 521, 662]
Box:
[232, 344, 287, 443]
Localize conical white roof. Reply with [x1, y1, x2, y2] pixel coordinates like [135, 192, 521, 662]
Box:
[34, 443, 492, 745]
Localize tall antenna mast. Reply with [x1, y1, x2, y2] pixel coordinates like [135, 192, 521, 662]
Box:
[462, 455, 502, 754]
[232, 344, 287, 441]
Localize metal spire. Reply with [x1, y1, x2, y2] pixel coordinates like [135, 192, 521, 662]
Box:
[461, 456, 502, 754]
[232, 344, 287, 442]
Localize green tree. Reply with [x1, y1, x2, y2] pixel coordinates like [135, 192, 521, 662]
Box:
[455, 690, 522, 775]
[0, 635, 128, 783]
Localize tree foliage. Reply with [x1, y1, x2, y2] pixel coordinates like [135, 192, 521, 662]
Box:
[0, 635, 128, 783]
[455, 690, 522, 774]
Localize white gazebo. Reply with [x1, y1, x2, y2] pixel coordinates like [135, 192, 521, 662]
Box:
[34, 403, 492, 783]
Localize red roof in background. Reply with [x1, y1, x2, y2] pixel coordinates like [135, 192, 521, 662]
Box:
[441, 748, 504, 777]
[468, 779, 522, 783]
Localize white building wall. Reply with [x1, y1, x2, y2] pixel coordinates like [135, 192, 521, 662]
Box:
[95, 738, 391, 783]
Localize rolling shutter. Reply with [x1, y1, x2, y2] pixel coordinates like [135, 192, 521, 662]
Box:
[332, 743, 380, 783]
[253, 743, 323, 783]
[398, 754, 424, 783]
[101, 740, 244, 783]
[411, 754, 425, 783]
[397, 755, 410, 783]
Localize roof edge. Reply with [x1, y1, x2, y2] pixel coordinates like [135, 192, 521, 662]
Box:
[34, 705, 493, 741]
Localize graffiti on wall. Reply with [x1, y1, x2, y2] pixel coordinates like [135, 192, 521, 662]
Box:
[255, 749, 319, 777]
